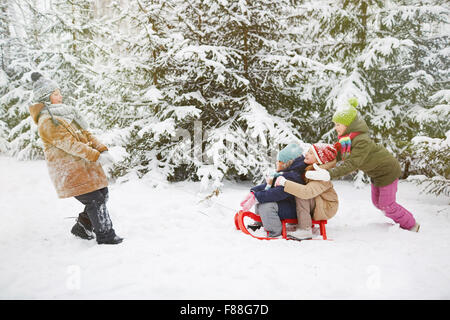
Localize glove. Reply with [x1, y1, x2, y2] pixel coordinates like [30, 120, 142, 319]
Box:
[274, 176, 286, 187]
[305, 163, 330, 181]
[97, 151, 114, 166]
[241, 192, 257, 211]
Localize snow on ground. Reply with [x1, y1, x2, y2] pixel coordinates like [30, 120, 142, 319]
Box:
[0, 156, 449, 299]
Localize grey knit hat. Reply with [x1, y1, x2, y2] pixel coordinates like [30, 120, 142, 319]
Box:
[31, 72, 59, 103]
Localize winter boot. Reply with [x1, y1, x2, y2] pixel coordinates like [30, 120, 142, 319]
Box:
[96, 229, 123, 245]
[409, 222, 420, 232]
[71, 212, 95, 240]
[247, 221, 263, 231]
[287, 227, 313, 240]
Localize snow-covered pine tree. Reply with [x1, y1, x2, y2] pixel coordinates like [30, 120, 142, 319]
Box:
[139, 0, 341, 190]
[0, 2, 10, 154]
[405, 131, 449, 196]
[101, 0, 305, 188]
[0, 66, 8, 153]
[3, 0, 447, 194]
[282, 0, 348, 145]
[41, 0, 111, 124]
[93, 0, 198, 182]
[0, 1, 44, 159]
[2, 0, 112, 159]
[366, 1, 449, 194]
[379, 2, 450, 194]
[82, 0, 175, 130]
[303, 0, 449, 191]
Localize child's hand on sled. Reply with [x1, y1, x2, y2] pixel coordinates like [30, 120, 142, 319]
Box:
[305, 163, 330, 181]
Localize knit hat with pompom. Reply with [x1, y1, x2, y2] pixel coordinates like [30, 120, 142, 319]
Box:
[31, 72, 59, 103]
[332, 97, 358, 126]
[311, 143, 337, 165]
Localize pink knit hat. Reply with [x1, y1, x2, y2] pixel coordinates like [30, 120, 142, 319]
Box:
[311, 143, 337, 164]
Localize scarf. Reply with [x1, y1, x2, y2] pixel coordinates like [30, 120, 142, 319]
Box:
[334, 132, 360, 160]
[39, 103, 89, 130]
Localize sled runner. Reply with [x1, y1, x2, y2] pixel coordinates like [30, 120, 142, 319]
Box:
[234, 210, 329, 240]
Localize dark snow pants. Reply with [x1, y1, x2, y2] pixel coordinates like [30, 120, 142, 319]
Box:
[75, 187, 116, 241]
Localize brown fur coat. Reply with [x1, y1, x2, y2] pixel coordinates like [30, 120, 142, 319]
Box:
[29, 103, 108, 198]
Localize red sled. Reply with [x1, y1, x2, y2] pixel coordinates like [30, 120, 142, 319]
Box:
[234, 210, 329, 240]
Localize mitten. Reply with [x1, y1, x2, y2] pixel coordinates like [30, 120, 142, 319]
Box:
[274, 176, 287, 187]
[305, 163, 330, 181]
[97, 151, 114, 166]
[241, 193, 257, 211]
[240, 192, 254, 207]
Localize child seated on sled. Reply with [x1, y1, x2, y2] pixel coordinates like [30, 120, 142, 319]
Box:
[275, 143, 339, 240]
[239, 143, 307, 238]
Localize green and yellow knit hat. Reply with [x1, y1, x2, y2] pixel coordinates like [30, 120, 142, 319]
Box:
[332, 97, 358, 126]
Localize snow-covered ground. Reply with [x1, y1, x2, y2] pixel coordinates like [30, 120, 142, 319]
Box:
[0, 156, 449, 299]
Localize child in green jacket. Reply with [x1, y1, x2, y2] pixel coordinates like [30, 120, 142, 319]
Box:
[306, 98, 420, 232]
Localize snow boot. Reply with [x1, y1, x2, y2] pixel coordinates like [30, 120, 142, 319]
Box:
[247, 221, 263, 231]
[287, 227, 313, 240]
[96, 229, 123, 245]
[409, 222, 420, 232]
[71, 212, 95, 240]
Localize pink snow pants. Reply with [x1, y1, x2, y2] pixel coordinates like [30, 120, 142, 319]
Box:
[371, 179, 416, 230]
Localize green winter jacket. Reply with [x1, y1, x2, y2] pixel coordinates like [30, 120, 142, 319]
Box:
[329, 115, 402, 187]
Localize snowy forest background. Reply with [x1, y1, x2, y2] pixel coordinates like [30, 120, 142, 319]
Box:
[0, 0, 449, 195]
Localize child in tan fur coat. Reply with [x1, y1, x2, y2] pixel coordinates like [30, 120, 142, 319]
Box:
[29, 72, 123, 245]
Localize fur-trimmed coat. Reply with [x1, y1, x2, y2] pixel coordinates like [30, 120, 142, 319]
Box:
[284, 160, 339, 221]
[29, 103, 108, 198]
